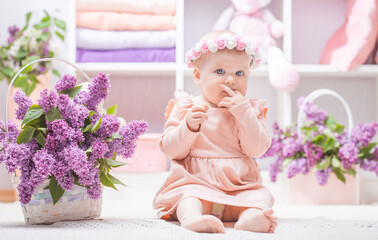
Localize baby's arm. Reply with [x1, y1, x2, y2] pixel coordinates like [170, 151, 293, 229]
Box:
[159, 102, 201, 160]
[229, 100, 271, 158]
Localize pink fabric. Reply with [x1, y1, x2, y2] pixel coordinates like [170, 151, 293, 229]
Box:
[76, 11, 176, 31]
[319, 0, 378, 71]
[76, 0, 176, 15]
[153, 91, 273, 219]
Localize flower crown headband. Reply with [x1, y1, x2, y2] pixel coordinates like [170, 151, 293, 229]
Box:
[185, 33, 262, 69]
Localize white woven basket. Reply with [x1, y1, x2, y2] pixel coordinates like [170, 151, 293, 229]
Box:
[6, 58, 103, 224]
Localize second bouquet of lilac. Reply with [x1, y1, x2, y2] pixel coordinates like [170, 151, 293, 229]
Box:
[0, 72, 148, 204]
[261, 97, 378, 185]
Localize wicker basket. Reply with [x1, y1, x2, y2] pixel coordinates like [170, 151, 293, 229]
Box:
[289, 89, 360, 205]
[6, 58, 103, 224]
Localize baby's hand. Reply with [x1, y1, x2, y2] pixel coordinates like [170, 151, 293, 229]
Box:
[218, 84, 247, 108]
[186, 105, 208, 132]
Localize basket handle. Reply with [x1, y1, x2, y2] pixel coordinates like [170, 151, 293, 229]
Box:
[297, 89, 353, 138]
[5, 58, 92, 133]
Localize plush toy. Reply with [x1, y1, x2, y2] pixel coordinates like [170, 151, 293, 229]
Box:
[320, 0, 378, 71]
[213, 0, 299, 91]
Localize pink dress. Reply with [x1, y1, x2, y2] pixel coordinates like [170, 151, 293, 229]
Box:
[153, 91, 274, 219]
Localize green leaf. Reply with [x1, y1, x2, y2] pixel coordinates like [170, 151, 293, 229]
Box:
[82, 123, 93, 133]
[100, 171, 117, 190]
[0, 70, 5, 81]
[29, 74, 39, 84]
[331, 156, 341, 168]
[22, 105, 44, 126]
[40, 31, 51, 41]
[91, 116, 102, 133]
[25, 81, 36, 96]
[52, 69, 61, 78]
[54, 18, 66, 31]
[17, 126, 37, 144]
[24, 114, 46, 128]
[343, 168, 356, 177]
[13, 75, 28, 88]
[15, 49, 28, 60]
[107, 173, 126, 186]
[312, 135, 325, 145]
[105, 133, 122, 142]
[25, 12, 32, 24]
[55, 31, 64, 41]
[25, 55, 40, 64]
[282, 159, 291, 168]
[49, 176, 65, 205]
[36, 131, 46, 146]
[33, 20, 51, 30]
[45, 107, 62, 122]
[105, 159, 126, 168]
[59, 85, 83, 98]
[325, 115, 337, 127]
[3, 67, 14, 78]
[316, 157, 331, 170]
[42, 10, 50, 22]
[332, 168, 346, 183]
[333, 124, 345, 134]
[106, 104, 117, 116]
[89, 111, 97, 117]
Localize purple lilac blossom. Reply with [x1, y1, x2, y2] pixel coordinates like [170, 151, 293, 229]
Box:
[13, 90, 32, 120]
[38, 89, 58, 113]
[56, 94, 89, 128]
[315, 167, 332, 185]
[94, 114, 120, 138]
[86, 173, 101, 200]
[297, 96, 328, 124]
[282, 137, 303, 158]
[105, 120, 148, 159]
[0, 120, 19, 143]
[262, 138, 284, 158]
[56, 172, 75, 191]
[73, 91, 89, 105]
[338, 141, 359, 169]
[287, 158, 309, 178]
[45, 119, 78, 152]
[269, 157, 283, 182]
[91, 138, 108, 160]
[304, 142, 323, 167]
[55, 74, 77, 92]
[351, 122, 378, 147]
[7, 25, 19, 43]
[33, 149, 55, 179]
[84, 73, 110, 111]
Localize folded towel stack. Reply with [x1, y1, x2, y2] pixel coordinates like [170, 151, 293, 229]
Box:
[76, 0, 177, 63]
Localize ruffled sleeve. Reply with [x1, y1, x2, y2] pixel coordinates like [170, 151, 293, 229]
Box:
[160, 91, 199, 160]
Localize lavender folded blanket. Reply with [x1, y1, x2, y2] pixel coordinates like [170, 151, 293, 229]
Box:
[76, 48, 175, 62]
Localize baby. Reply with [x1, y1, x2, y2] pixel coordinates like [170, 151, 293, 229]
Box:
[153, 30, 277, 234]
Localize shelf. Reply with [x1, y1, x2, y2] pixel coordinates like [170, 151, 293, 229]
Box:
[295, 64, 378, 77]
[184, 64, 378, 78]
[76, 62, 177, 75]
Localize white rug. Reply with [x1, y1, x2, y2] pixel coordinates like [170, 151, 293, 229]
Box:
[1, 173, 378, 240]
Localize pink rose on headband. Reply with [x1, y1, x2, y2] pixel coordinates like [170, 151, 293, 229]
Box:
[236, 41, 246, 51]
[215, 38, 226, 49]
[191, 49, 201, 60]
[201, 41, 209, 53]
[185, 51, 192, 62]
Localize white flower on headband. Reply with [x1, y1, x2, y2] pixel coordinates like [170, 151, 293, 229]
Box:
[185, 33, 262, 69]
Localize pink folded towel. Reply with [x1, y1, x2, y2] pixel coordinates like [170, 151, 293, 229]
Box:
[76, 11, 176, 31]
[76, 0, 176, 15]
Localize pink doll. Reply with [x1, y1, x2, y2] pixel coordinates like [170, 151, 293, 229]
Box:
[153, 31, 277, 234]
[213, 0, 299, 91]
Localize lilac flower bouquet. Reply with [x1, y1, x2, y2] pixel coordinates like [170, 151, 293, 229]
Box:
[0, 10, 65, 96]
[0, 73, 148, 204]
[261, 97, 378, 185]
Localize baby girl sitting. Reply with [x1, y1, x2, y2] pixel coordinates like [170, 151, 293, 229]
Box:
[153, 30, 277, 234]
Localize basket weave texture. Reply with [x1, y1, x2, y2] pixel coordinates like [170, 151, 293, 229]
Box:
[12, 176, 102, 224]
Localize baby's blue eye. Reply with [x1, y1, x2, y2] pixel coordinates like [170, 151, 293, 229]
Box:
[236, 71, 244, 76]
[215, 69, 225, 74]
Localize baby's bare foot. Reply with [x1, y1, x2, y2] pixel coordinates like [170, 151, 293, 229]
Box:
[234, 208, 278, 233]
[181, 215, 225, 233]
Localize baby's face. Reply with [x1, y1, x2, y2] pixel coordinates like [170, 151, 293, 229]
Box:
[195, 49, 251, 107]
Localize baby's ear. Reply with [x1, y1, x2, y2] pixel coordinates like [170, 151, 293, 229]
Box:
[193, 66, 201, 85]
